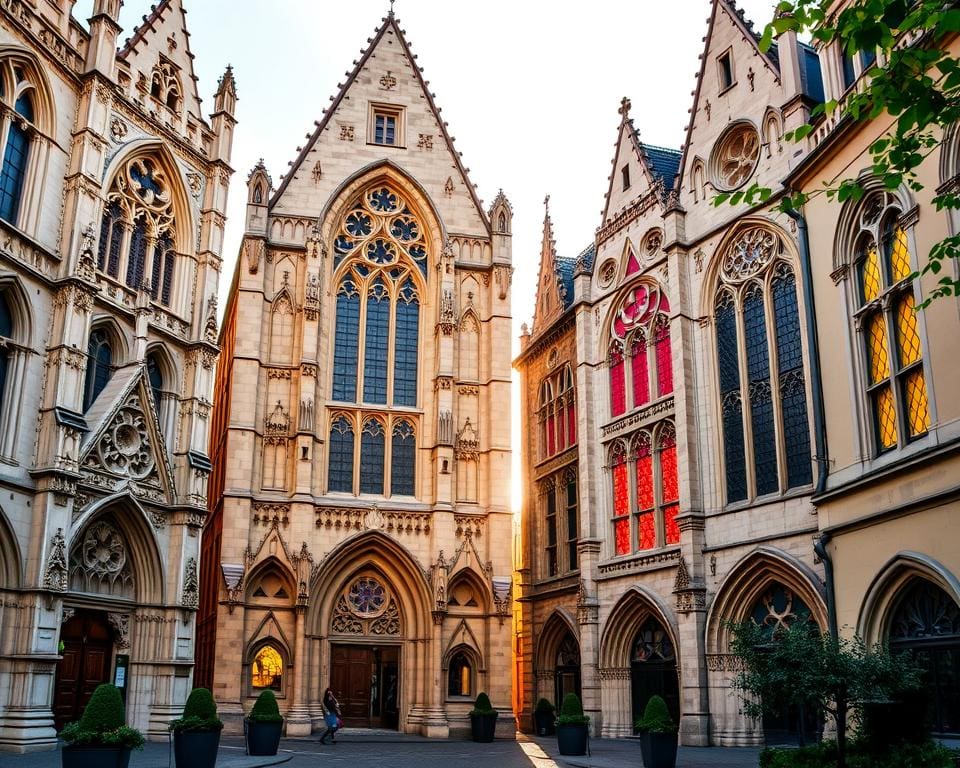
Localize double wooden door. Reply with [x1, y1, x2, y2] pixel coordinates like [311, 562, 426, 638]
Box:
[53, 611, 114, 731]
[330, 644, 399, 729]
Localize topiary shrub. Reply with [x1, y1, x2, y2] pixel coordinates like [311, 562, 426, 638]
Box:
[60, 684, 145, 749]
[556, 692, 589, 726]
[634, 694, 676, 734]
[469, 691, 495, 716]
[169, 687, 224, 732]
[248, 689, 283, 724]
[534, 698, 555, 713]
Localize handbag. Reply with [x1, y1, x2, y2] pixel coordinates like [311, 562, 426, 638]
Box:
[336, 716, 344, 729]
[324, 711, 338, 728]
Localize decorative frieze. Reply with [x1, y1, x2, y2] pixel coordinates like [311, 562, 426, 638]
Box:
[705, 654, 746, 672]
[314, 506, 432, 536]
[599, 667, 631, 681]
[600, 396, 675, 438]
[253, 502, 290, 527]
[454, 515, 483, 539]
[596, 548, 680, 578]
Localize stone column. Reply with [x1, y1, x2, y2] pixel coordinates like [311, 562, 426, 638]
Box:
[285, 603, 311, 735]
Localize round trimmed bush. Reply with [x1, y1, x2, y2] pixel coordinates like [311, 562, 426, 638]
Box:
[470, 692, 495, 716]
[635, 694, 676, 734]
[557, 693, 589, 726]
[248, 689, 283, 724]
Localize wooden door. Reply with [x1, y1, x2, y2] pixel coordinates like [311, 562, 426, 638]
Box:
[53, 612, 113, 730]
[330, 645, 373, 726]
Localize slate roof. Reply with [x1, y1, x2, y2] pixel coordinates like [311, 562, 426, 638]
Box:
[555, 255, 577, 309]
[766, 40, 825, 104]
[640, 143, 682, 191]
[574, 243, 596, 277]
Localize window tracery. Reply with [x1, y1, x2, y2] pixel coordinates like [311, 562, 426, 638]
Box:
[69, 519, 135, 598]
[711, 122, 761, 191]
[251, 645, 284, 691]
[0, 60, 43, 227]
[538, 364, 575, 460]
[327, 411, 417, 498]
[149, 60, 182, 112]
[332, 576, 401, 636]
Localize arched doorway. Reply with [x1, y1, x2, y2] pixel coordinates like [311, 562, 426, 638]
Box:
[554, 631, 581, 706]
[630, 616, 679, 731]
[52, 611, 113, 730]
[887, 579, 960, 736]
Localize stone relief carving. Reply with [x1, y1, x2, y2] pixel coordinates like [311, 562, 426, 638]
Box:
[181, 557, 199, 609]
[42, 528, 68, 591]
[107, 612, 131, 649]
[93, 401, 157, 481]
[455, 418, 479, 460]
[437, 410, 453, 445]
[69, 521, 134, 597]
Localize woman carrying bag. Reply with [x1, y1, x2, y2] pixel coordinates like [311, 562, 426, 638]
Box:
[319, 688, 342, 744]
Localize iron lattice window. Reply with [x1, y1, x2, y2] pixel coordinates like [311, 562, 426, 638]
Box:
[538, 468, 579, 578]
[852, 194, 929, 452]
[713, 227, 812, 505]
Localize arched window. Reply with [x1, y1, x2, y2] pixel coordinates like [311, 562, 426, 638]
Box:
[609, 340, 626, 417]
[146, 351, 163, 409]
[610, 441, 630, 556]
[0, 292, 11, 406]
[250, 644, 284, 692]
[0, 88, 32, 225]
[390, 420, 416, 496]
[328, 415, 354, 493]
[538, 364, 576, 460]
[852, 193, 929, 451]
[393, 279, 419, 406]
[359, 418, 385, 495]
[713, 227, 812, 505]
[447, 651, 473, 697]
[84, 327, 114, 411]
[96, 156, 181, 306]
[555, 632, 581, 706]
[542, 477, 558, 576]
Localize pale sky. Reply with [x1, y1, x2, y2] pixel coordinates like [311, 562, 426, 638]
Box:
[76, 0, 779, 508]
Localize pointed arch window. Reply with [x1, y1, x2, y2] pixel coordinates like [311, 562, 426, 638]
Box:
[0, 292, 10, 409]
[0, 89, 32, 225]
[328, 415, 354, 493]
[147, 352, 163, 410]
[851, 193, 929, 452]
[390, 419, 416, 496]
[359, 418, 385, 495]
[447, 651, 473, 697]
[538, 468, 579, 579]
[96, 156, 180, 307]
[84, 327, 114, 411]
[327, 413, 418, 499]
[713, 228, 812, 505]
[538, 364, 576, 461]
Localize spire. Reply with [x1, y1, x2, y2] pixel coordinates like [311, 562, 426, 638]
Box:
[214, 64, 237, 115]
[388, 0, 395, 18]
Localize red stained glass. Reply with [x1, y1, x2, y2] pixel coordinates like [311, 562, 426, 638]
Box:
[655, 321, 673, 396]
[631, 337, 650, 407]
[610, 357, 626, 416]
[636, 452, 654, 510]
[638, 511, 656, 550]
[664, 504, 680, 544]
[661, 443, 678, 504]
[567, 403, 576, 444]
[546, 414, 556, 456]
[613, 463, 629, 517]
[626, 248, 641, 276]
[615, 517, 631, 555]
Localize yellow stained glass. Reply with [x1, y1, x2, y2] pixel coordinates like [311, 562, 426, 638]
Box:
[861, 247, 881, 303]
[866, 312, 890, 384]
[252, 646, 283, 690]
[874, 385, 897, 449]
[895, 294, 922, 368]
[904, 369, 930, 437]
[889, 226, 911, 283]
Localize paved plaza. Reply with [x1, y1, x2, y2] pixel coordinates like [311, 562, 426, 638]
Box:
[0, 732, 763, 768]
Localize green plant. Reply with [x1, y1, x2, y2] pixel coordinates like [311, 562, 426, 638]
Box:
[555, 692, 589, 726]
[60, 684, 145, 750]
[534, 698, 555, 713]
[634, 694, 676, 734]
[247, 689, 283, 724]
[169, 687, 224, 732]
[469, 691, 495, 716]
[759, 739, 958, 768]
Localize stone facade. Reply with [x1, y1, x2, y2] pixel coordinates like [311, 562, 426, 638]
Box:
[0, 0, 233, 752]
[197, 12, 514, 739]
[516, 0, 960, 748]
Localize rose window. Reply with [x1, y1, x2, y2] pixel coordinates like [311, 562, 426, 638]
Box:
[82, 522, 127, 577]
[712, 123, 761, 191]
[97, 406, 155, 479]
[347, 577, 387, 616]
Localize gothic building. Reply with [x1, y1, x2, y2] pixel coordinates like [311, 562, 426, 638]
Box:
[517, 0, 960, 747]
[197, 12, 514, 738]
[0, 0, 234, 752]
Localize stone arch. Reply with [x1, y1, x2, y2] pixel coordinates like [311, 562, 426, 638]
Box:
[536, 609, 578, 671]
[939, 122, 960, 185]
[0, 46, 56, 135]
[446, 566, 491, 612]
[245, 555, 297, 604]
[0, 274, 33, 346]
[0, 505, 21, 588]
[68, 494, 166, 604]
[88, 314, 130, 366]
[600, 585, 679, 669]
[245, 611, 293, 696]
[442, 636, 482, 698]
[706, 546, 827, 656]
[857, 551, 960, 645]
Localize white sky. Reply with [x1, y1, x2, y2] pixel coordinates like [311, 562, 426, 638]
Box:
[76, 0, 780, 509]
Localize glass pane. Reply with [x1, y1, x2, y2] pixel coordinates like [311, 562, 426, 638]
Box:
[895, 293, 922, 368]
[636, 449, 654, 510]
[251, 646, 283, 690]
[873, 385, 897, 450]
[390, 421, 416, 496]
[567, 402, 576, 445]
[363, 280, 389, 404]
[902, 368, 930, 438]
[663, 504, 680, 545]
[610, 345, 626, 417]
[866, 311, 890, 384]
[126, 217, 148, 290]
[566, 478, 578, 570]
[328, 416, 355, 492]
[888, 226, 911, 283]
[626, 248, 641, 276]
[744, 285, 778, 496]
[630, 335, 650, 408]
[393, 285, 419, 406]
[0, 122, 29, 224]
[147, 353, 163, 408]
[332, 284, 360, 401]
[359, 419, 385, 494]
[716, 293, 747, 503]
[751, 582, 812, 640]
[860, 246, 882, 304]
[637, 511, 655, 550]
[654, 319, 673, 397]
[614, 517, 630, 556]
[84, 329, 113, 410]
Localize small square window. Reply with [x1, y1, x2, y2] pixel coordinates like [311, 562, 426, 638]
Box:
[718, 51, 734, 90]
[622, 165, 631, 191]
[369, 103, 404, 147]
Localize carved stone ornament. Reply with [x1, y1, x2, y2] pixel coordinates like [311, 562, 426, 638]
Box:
[93, 400, 157, 480]
[246, 239, 264, 275]
[204, 293, 218, 342]
[181, 557, 199, 609]
[42, 529, 68, 591]
[110, 117, 128, 142]
[455, 418, 480, 460]
[107, 612, 131, 649]
[70, 520, 135, 598]
[444, 177, 455, 197]
[438, 288, 455, 334]
[76, 223, 98, 282]
[338, 124, 355, 142]
[721, 227, 780, 283]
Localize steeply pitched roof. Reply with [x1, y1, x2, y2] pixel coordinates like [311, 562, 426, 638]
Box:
[637, 141, 682, 192]
[555, 255, 576, 309]
[574, 243, 596, 277]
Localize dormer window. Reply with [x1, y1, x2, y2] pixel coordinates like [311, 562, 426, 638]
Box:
[718, 50, 735, 91]
[369, 103, 404, 147]
[622, 165, 631, 192]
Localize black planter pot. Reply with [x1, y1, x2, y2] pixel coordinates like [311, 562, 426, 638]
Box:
[245, 719, 283, 756]
[533, 709, 555, 736]
[61, 745, 131, 768]
[173, 729, 220, 768]
[556, 723, 588, 756]
[470, 711, 498, 743]
[639, 731, 678, 768]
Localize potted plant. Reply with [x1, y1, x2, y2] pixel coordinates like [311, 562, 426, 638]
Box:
[469, 692, 498, 743]
[60, 683, 144, 768]
[555, 692, 589, 756]
[533, 698, 556, 736]
[245, 689, 284, 756]
[169, 687, 223, 768]
[635, 695, 678, 768]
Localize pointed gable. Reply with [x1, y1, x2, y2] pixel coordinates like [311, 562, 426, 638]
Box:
[119, 0, 205, 122]
[270, 13, 488, 235]
[532, 197, 576, 334]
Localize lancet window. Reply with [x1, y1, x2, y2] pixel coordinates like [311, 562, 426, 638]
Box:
[539, 467, 579, 578]
[538, 363, 576, 460]
[0, 61, 41, 226]
[713, 227, 812, 505]
[328, 412, 417, 498]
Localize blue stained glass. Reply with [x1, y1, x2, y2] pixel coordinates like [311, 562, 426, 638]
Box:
[0, 119, 29, 224]
[84, 328, 113, 411]
[367, 238, 396, 264]
[390, 216, 419, 241]
[391, 421, 416, 496]
[408, 244, 427, 275]
[363, 279, 389, 404]
[160, 236, 175, 306]
[773, 268, 812, 488]
[716, 293, 747, 504]
[328, 416, 354, 493]
[369, 187, 398, 212]
[152, 233, 174, 304]
[394, 288, 419, 406]
[130, 160, 163, 202]
[98, 201, 123, 273]
[332, 282, 360, 401]
[360, 419, 385, 495]
[126, 217, 148, 290]
[346, 210, 372, 237]
[744, 284, 778, 496]
[14, 93, 32, 122]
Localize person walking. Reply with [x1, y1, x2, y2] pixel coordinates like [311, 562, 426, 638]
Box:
[319, 687, 342, 744]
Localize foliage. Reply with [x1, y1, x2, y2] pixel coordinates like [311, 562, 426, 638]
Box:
[248, 689, 283, 724]
[714, 0, 960, 304]
[60, 684, 145, 750]
[759, 738, 959, 768]
[634, 694, 677, 734]
[555, 692, 589, 726]
[469, 691, 495, 716]
[169, 687, 224, 732]
[534, 697, 555, 713]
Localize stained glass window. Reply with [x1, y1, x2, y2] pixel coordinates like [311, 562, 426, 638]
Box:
[251, 645, 283, 690]
[630, 333, 650, 408]
[653, 316, 673, 397]
[744, 284, 778, 496]
[634, 432, 655, 550]
[750, 582, 812, 641]
[610, 342, 626, 417]
[659, 425, 680, 545]
[360, 418, 385, 495]
[391, 420, 415, 496]
[328, 415, 354, 493]
[348, 577, 386, 614]
[363, 279, 390, 404]
[716, 291, 747, 503]
[566, 473, 578, 571]
[0, 95, 30, 225]
[147, 353, 163, 411]
[545, 483, 558, 576]
[612, 442, 630, 555]
[151, 233, 176, 306]
[84, 328, 113, 411]
[0, 293, 11, 405]
[626, 247, 641, 276]
[394, 280, 419, 406]
[332, 280, 360, 401]
[97, 200, 124, 278]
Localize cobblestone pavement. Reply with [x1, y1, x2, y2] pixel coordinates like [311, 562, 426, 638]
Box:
[0, 732, 763, 768]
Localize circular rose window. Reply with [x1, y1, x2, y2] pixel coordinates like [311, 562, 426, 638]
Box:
[347, 577, 387, 616]
[711, 122, 761, 191]
[598, 259, 617, 288]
